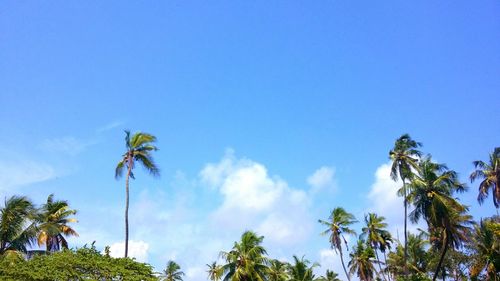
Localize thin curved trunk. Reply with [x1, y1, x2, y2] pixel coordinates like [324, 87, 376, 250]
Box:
[375, 248, 387, 281]
[383, 251, 392, 281]
[339, 247, 351, 281]
[432, 234, 449, 281]
[124, 158, 132, 258]
[402, 177, 408, 278]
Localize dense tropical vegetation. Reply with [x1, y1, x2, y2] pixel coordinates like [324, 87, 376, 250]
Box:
[0, 132, 498, 280]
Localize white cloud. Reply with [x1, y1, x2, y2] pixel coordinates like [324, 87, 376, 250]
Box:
[202, 152, 313, 246]
[307, 166, 337, 193]
[366, 162, 425, 240]
[97, 120, 124, 132]
[109, 240, 150, 262]
[0, 159, 56, 191]
[40, 136, 94, 156]
[318, 248, 352, 281]
[185, 266, 206, 280]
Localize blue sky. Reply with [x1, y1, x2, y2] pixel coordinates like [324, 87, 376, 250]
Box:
[1, 0, 499, 279]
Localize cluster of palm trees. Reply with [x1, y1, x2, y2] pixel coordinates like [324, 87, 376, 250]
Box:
[0, 194, 78, 261]
[387, 135, 499, 280]
[0, 131, 497, 280]
[205, 139, 498, 281]
[206, 231, 340, 281]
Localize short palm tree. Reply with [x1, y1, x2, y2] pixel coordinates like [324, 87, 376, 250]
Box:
[389, 133, 422, 276]
[470, 147, 500, 208]
[470, 218, 500, 280]
[36, 194, 78, 252]
[348, 240, 377, 281]
[407, 158, 472, 281]
[115, 130, 159, 257]
[267, 259, 289, 281]
[316, 270, 341, 281]
[288, 255, 319, 281]
[219, 231, 269, 281]
[207, 261, 224, 281]
[161, 260, 185, 281]
[319, 207, 357, 281]
[361, 213, 392, 281]
[386, 232, 429, 277]
[0, 196, 37, 257]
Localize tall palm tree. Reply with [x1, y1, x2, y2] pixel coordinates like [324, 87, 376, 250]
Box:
[470, 147, 500, 208]
[115, 130, 159, 257]
[207, 261, 224, 281]
[0, 196, 37, 257]
[389, 133, 422, 276]
[361, 213, 392, 281]
[288, 255, 319, 281]
[319, 207, 357, 281]
[36, 194, 78, 252]
[161, 260, 185, 281]
[348, 240, 377, 281]
[267, 259, 289, 281]
[470, 218, 500, 280]
[219, 231, 269, 281]
[407, 157, 472, 281]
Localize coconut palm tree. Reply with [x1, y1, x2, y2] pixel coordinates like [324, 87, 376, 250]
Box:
[407, 157, 472, 281]
[319, 207, 357, 281]
[316, 270, 342, 281]
[0, 196, 37, 257]
[288, 255, 319, 281]
[470, 218, 500, 280]
[470, 147, 500, 208]
[348, 240, 377, 281]
[361, 213, 392, 281]
[207, 261, 224, 281]
[379, 231, 393, 279]
[219, 231, 269, 281]
[36, 194, 78, 252]
[389, 133, 422, 276]
[161, 260, 185, 281]
[115, 130, 159, 257]
[386, 232, 429, 278]
[267, 259, 289, 281]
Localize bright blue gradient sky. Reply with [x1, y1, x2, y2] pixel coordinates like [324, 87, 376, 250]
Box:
[1, 1, 499, 279]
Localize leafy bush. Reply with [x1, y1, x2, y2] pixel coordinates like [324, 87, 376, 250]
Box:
[0, 245, 158, 281]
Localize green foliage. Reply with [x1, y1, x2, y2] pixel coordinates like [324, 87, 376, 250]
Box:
[36, 194, 78, 252]
[348, 240, 377, 281]
[207, 261, 224, 281]
[267, 259, 289, 281]
[319, 207, 357, 281]
[470, 217, 500, 279]
[0, 196, 38, 255]
[220, 231, 269, 281]
[0, 245, 157, 281]
[160, 260, 184, 281]
[315, 270, 342, 281]
[470, 147, 500, 208]
[287, 255, 318, 281]
[395, 273, 431, 281]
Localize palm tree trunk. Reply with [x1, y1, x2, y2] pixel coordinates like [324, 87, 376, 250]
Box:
[375, 248, 387, 281]
[402, 179, 408, 277]
[124, 160, 132, 258]
[432, 234, 449, 281]
[383, 251, 392, 281]
[339, 249, 351, 281]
